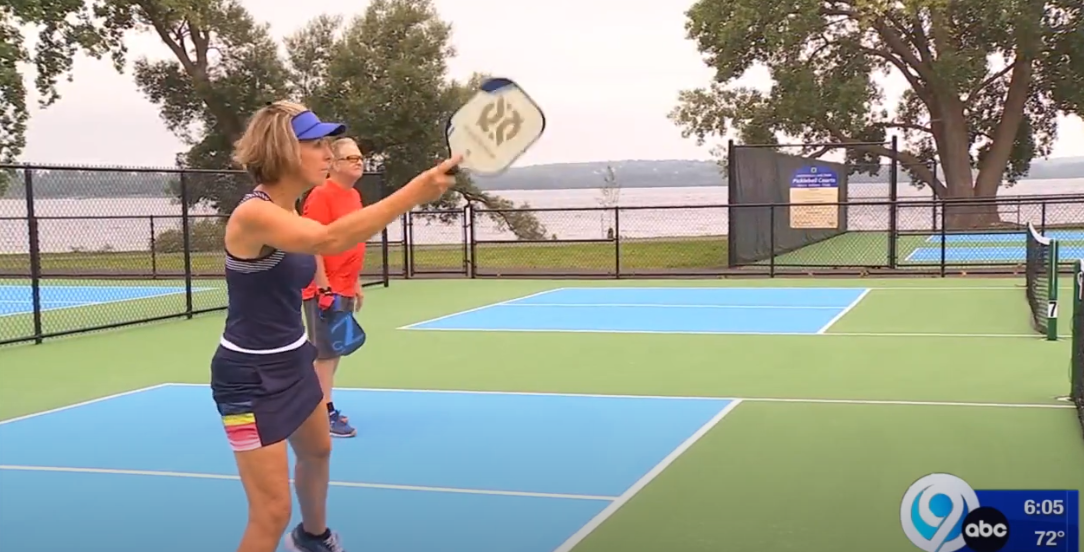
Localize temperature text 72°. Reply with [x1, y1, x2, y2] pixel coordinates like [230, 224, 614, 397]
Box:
[1035, 530, 1066, 547]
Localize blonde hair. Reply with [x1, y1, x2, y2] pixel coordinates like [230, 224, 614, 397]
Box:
[232, 100, 308, 184]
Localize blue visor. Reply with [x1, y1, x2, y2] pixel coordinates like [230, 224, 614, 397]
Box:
[291, 111, 346, 141]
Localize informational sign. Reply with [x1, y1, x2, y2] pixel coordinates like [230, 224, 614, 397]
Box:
[789, 165, 839, 229]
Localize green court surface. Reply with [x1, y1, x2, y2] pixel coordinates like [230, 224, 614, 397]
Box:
[1, 278, 1082, 551]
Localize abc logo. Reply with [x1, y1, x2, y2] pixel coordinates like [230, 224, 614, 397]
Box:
[961, 507, 1010, 552]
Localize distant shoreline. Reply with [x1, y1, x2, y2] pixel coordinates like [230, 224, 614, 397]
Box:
[2, 157, 1083, 198]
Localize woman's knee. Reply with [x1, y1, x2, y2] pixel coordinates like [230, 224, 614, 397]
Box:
[296, 433, 331, 462]
[249, 491, 293, 532]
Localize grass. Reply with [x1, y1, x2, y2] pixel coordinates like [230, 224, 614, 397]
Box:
[0, 236, 732, 275]
[4, 227, 1079, 277]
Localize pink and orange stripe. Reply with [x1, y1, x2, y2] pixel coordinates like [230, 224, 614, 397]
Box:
[222, 413, 263, 451]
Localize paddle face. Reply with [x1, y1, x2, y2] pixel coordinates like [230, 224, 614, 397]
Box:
[445, 78, 545, 176]
[321, 297, 366, 357]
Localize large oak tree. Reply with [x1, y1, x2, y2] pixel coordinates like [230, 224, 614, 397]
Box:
[670, 0, 1083, 228]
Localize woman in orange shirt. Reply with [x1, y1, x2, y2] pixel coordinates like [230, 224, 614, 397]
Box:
[301, 137, 368, 438]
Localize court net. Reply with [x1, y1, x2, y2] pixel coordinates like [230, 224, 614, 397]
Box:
[1071, 259, 1084, 436]
[1025, 223, 1059, 341]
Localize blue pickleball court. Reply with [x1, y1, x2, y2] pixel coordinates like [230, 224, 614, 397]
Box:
[0, 384, 739, 552]
[401, 287, 872, 335]
[0, 284, 200, 317]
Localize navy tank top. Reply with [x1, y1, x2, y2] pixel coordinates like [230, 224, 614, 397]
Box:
[219, 191, 317, 352]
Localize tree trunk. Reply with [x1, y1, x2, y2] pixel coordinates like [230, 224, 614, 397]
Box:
[936, 109, 1004, 230]
[941, 171, 1002, 229]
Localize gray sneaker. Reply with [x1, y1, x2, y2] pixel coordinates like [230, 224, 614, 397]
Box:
[285, 523, 346, 552]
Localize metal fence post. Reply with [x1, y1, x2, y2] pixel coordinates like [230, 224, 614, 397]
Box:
[461, 204, 470, 275]
[769, 204, 776, 278]
[400, 214, 409, 279]
[726, 139, 736, 268]
[180, 172, 194, 318]
[888, 135, 899, 269]
[939, 197, 947, 277]
[614, 207, 621, 278]
[149, 215, 158, 279]
[468, 204, 477, 279]
[930, 161, 939, 232]
[406, 213, 415, 278]
[24, 167, 43, 344]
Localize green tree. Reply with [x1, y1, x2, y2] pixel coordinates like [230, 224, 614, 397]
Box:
[0, 0, 119, 196]
[94, 0, 543, 238]
[285, 0, 546, 239]
[670, 0, 1083, 228]
[95, 0, 290, 213]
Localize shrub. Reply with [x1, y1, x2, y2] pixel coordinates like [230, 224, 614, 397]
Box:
[152, 218, 227, 254]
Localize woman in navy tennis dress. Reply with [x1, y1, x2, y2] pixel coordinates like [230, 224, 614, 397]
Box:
[211, 100, 459, 552]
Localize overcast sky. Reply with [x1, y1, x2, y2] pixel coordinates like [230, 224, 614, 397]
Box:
[15, 0, 1084, 168]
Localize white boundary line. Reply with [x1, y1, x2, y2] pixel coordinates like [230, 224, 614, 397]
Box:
[0, 464, 616, 501]
[166, 384, 1075, 409]
[493, 303, 844, 311]
[396, 326, 1065, 339]
[817, 288, 871, 334]
[498, 286, 1036, 291]
[0, 384, 169, 425]
[396, 288, 568, 330]
[551, 400, 743, 552]
[924, 235, 1019, 244]
[919, 232, 1084, 244]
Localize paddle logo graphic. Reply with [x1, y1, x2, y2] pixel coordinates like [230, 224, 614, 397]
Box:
[476, 96, 523, 147]
[901, 473, 981, 552]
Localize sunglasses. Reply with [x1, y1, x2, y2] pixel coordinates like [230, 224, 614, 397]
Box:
[337, 155, 364, 164]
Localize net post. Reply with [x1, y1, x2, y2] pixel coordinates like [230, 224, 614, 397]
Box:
[1047, 239, 1059, 341]
[1072, 259, 1083, 431]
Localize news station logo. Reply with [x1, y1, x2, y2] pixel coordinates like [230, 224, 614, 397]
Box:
[901, 473, 1011, 552]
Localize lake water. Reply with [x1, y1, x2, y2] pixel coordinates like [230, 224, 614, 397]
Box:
[2, 178, 1084, 253]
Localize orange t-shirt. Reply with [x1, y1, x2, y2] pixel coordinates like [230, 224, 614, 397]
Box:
[301, 180, 366, 299]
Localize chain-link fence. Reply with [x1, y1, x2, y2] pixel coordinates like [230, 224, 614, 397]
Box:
[5, 161, 1084, 346]
[388, 194, 1084, 279]
[0, 164, 391, 346]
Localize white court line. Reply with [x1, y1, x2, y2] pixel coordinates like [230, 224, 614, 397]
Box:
[0, 287, 219, 319]
[0, 300, 88, 305]
[817, 288, 872, 334]
[397, 326, 1064, 339]
[552, 400, 743, 552]
[492, 303, 843, 310]
[396, 288, 568, 330]
[0, 384, 169, 425]
[530, 286, 1040, 291]
[0, 464, 616, 501]
[166, 384, 1075, 410]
